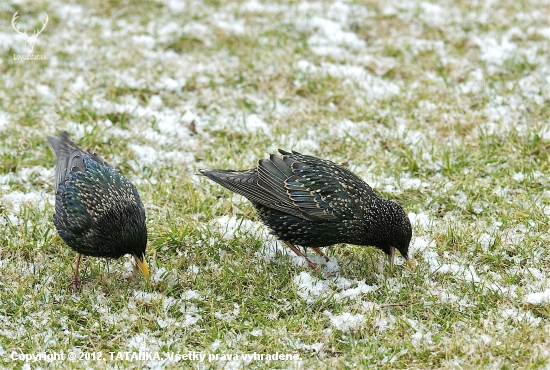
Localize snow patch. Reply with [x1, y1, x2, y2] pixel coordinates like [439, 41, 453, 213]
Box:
[525, 290, 550, 305]
[408, 212, 432, 228]
[411, 330, 433, 348]
[435, 263, 480, 283]
[151, 267, 167, 283]
[325, 311, 366, 332]
[181, 290, 202, 300]
[294, 272, 329, 304]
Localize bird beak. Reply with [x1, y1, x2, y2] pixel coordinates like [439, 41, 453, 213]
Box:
[134, 255, 150, 280]
[407, 258, 415, 268]
[389, 246, 395, 270]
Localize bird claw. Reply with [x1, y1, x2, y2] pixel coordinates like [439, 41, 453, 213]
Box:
[311, 247, 330, 262]
[306, 259, 321, 271]
[69, 279, 82, 292]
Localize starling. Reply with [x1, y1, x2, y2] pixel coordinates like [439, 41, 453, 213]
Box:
[200, 150, 412, 270]
[47, 132, 149, 288]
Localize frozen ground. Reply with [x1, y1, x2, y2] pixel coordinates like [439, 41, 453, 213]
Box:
[1, 0, 550, 368]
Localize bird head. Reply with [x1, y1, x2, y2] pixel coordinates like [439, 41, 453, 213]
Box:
[133, 252, 149, 280]
[128, 213, 149, 280]
[389, 241, 413, 270]
[384, 201, 413, 270]
[120, 202, 149, 280]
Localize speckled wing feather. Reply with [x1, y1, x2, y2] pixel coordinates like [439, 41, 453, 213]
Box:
[283, 164, 352, 220]
[85, 149, 111, 169]
[255, 155, 331, 221]
[272, 151, 368, 221]
[279, 149, 375, 193]
[54, 175, 93, 235]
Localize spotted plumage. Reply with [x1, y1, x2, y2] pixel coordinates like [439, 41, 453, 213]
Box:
[47, 132, 149, 288]
[200, 150, 412, 269]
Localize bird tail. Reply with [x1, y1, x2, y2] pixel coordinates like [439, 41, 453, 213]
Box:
[46, 131, 77, 159]
[198, 168, 263, 198]
[46, 132, 85, 190]
[198, 168, 257, 187]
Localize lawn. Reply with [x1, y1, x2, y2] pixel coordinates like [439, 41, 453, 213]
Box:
[1, 0, 550, 368]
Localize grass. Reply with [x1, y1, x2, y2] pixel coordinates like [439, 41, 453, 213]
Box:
[1, 0, 550, 368]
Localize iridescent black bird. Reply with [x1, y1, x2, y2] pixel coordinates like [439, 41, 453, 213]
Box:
[47, 132, 149, 288]
[200, 150, 412, 270]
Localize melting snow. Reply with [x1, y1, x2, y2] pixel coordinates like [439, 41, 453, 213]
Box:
[294, 272, 329, 303]
[435, 264, 481, 283]
[2, 0, 550, 364]
[325, 311, 366, 332]
[524, 290, 550, 305]
[151, 267, 167, 283]
[408, 212, 432, 228]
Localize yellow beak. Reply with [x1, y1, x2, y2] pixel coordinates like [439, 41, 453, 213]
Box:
[134, 255, 150, 280]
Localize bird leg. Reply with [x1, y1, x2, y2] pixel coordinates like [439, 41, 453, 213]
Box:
[388, 246, 395, 271]
[284, 241, 319, 270]
[69, 253, 82, 291]
[311, 247, 329, 262]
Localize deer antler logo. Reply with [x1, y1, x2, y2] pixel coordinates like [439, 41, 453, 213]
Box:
[11, 11, 49, 54]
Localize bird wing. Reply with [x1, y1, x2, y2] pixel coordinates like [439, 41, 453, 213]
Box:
[54, 177, 94, 235]
[57, 162, 142, 232]
[202, 151, 369, 222]
[85, 149, 112, 169]
[257, 154, 354, 221]
[279, 149, 369, 185]
[283, 162, 358, 221]
[278, 150, 373, 221]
